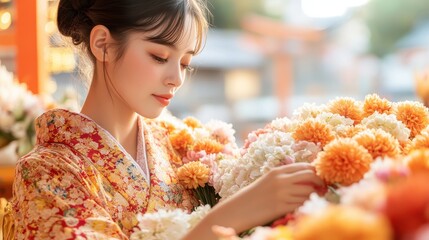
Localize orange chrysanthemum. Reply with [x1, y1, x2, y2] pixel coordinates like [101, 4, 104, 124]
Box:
[395, 101, 429, 138]
[383, 174, 429, 238]
[177, 161, 210, 189]
[327, 97, 364, 124]
[314, 138, 372, 186]
[404, 149, 429, 174]
[293, 118, 335, 147]
[403, 126, 429, 154]
[363, 94, 394, 117]
[183, 116, 203, 129]
[193, 138, 224, 154]
[336, 124, 366, 138]
[169, 129, 194, 156]
[353, 129, 400, 160]
[293, 205, 392, 240]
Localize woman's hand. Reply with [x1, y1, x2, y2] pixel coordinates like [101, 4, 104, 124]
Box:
[234, 162, 325, 228]
[184, 162, 324, 240]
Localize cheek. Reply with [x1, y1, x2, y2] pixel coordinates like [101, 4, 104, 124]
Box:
[116, 51, 157, 85]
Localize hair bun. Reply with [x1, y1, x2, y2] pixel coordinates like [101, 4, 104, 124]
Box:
[57, 0, 94, 45]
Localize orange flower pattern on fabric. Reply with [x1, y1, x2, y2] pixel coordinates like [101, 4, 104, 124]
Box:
[292, 118, 335, 147]
[327, 97, 364, 124]
[363, 94, 394, 117]
[177, 161, 210, 189]
[395, 101, 429, 138]
[12, 109, 197, 239]
[314, 138, 372, 186]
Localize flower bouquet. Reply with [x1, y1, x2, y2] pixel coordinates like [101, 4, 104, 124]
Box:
[163, 115, 240, 207]
[213, 94, 429, 239]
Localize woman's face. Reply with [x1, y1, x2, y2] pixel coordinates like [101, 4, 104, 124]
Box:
[106, 17, 197, 118]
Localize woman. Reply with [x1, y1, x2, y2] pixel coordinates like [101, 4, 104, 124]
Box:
[12, 0, 324, 239]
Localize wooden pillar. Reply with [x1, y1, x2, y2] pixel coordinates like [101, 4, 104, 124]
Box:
[15, 0, 48, 94]
[273, 53, 292, 117]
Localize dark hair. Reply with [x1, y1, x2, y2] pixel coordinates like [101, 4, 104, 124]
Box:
[57, 0, 209, 66]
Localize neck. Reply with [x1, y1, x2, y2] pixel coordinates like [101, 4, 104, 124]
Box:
[81, 70, 139, 159]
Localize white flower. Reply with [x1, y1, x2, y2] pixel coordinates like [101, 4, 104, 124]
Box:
[361, 112, 410, 142]
[0, 112, 14, 130]
[131, 209, 190, 240]
[292, 141, 322, 163]
[216, 131, 295, 199]
[270, 117, 295, 133]
[315, 112, 354, 134]
[205, 119, 236, 145]
[292, 103, 326, 121]
[296, 193, 329, 216]
[245, 131, 295, 176]
[189, 205, 211, 228]
[130, 206, 210, 240]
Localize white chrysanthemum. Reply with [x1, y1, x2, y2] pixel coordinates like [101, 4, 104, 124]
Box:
[192, 127, 211, 140]
[189, 205, 211, 228]
[130, 209, 190, 240]
[296, 193, 329, 216]
[315, 112, 354, 134]
[270, 117, 295, 133]
[218, 131, 296, 199]
[361, 112, 410, 142]
[292, 141, 322, 163]
[292, 103, 326, 121]
[244, 131, 295, 176]
[215, 157, 254, 199]
[205, 120, 237, 145]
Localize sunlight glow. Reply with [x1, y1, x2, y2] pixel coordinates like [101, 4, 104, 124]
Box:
[0, 11, 11, 30]
[301, 0, 370, 18]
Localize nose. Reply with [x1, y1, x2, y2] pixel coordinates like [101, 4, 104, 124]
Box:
[165, 62, 184, 88]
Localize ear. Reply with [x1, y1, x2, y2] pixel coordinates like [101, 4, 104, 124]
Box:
[89, 25, 114, 62]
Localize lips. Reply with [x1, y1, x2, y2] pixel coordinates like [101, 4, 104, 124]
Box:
[153, 94, 173, 106]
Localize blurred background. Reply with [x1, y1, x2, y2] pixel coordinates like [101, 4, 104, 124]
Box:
[1, 0, 429, 196]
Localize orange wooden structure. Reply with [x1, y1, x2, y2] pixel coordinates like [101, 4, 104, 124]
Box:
[0, 0, 48, 94]
[0, 0, 48, 199]
[241, 15, 323, 116]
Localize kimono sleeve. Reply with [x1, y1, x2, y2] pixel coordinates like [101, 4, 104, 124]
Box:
[12, 146, 128, 240]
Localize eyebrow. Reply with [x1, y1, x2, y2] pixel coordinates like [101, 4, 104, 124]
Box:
[147, 39, 195, 55]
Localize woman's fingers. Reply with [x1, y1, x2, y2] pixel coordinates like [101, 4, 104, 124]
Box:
[274, 162, 315, 174]
[282, 184, 314, 198]
[280, 169, 325, 187]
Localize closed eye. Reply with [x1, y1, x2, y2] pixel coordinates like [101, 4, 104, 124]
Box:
[151, 54, 167, 64]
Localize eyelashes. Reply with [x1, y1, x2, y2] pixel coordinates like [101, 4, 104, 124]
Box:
[151, 55, 168, 64]
[150, 54, 194, 72]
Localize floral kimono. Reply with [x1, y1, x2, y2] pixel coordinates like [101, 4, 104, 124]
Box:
[12, 109, 197, 239]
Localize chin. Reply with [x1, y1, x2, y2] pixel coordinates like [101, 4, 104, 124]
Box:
[136, 108, 164, 119]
